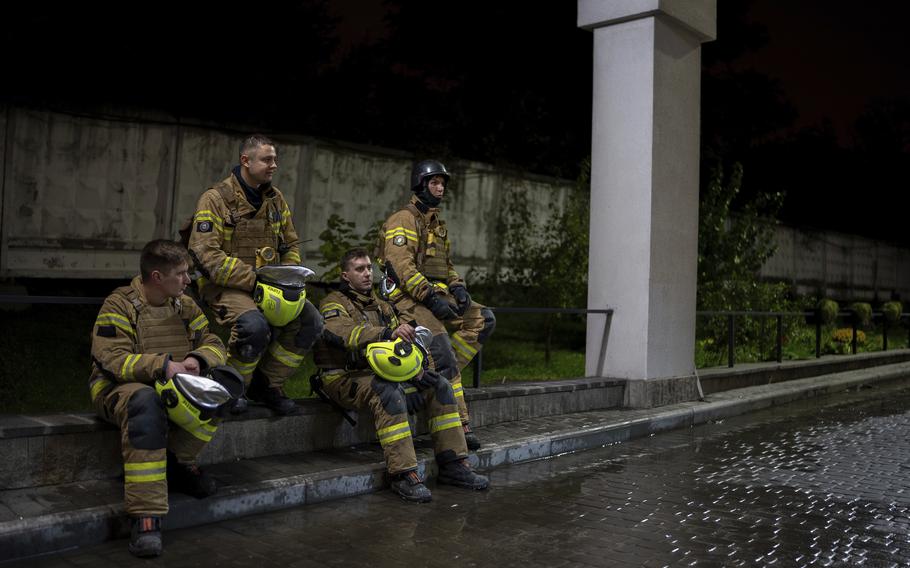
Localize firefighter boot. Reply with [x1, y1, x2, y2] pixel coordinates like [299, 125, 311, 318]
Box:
[437, 459, 490, 490]
[463, 423, 481, 451]
[248, 373, 302, 416]
[167, 453, 217, 498]
[390, 470, 432, 503]
[128, 516, 162, 558]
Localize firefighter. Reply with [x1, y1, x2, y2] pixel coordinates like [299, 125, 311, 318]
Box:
[187, 134, 324, 415]
[312, 248, 490, 502]
[88, 240, 231, 557]
[377, 160, 496, 449]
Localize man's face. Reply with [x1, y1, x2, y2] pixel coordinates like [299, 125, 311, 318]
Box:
[155, 262, 191, 299]
[342, 256, 373, 294]
[241, 144, 278, 187]
[427, 175, 446, 200]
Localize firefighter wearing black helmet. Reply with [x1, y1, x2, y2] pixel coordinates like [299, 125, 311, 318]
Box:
[376, 160, 496, 450]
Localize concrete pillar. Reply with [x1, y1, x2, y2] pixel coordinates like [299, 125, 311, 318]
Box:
[578, 0, 716, 407]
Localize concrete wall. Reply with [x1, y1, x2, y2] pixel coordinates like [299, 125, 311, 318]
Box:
[761, 224, 910, 302]
[0, 105, 573, 280]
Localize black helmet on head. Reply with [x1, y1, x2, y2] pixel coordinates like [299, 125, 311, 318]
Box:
[411, 160, 450, 192]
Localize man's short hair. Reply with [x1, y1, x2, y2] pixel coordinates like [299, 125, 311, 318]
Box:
[140, 239, 190, 280]
[239, 133, 276, 159]
[340, 247, 370, 273]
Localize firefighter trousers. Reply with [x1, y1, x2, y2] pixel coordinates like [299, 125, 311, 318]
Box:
[200, 284, 320, 388]
[91, 382, 212, 516]
[321, 371, 467, 474]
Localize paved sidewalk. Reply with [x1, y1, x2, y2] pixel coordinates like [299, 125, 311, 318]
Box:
[3, 360, 910, 562]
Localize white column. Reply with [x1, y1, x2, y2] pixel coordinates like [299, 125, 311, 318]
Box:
[579, 0, 716, 407]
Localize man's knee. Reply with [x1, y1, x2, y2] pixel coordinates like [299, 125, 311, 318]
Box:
[294, 300, 325, 350]
[126, 387, 168, 450]
[433, 378, 456, 406]
[235, 310, 271, 361]
[371, 378, 406, 415]
[478, 308, 496, 344]
[429, 334, 459, 380]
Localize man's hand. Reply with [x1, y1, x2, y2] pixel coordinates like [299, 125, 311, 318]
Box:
[181, 356, 202, 375]
[165, 360, 187, 379]
[450, 285, 472, 316]
[403, 380, 426, 415]
[422, 292, 458, 321]
[390, 323, 417, 343]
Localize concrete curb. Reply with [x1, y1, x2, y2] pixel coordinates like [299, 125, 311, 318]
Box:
[3, 361, 909, 562]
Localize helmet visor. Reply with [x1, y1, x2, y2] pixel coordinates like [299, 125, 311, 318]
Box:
[256, 265, 316, 289]
[173, 373, 234, 411]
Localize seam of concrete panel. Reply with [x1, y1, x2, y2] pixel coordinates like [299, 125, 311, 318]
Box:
[2, 361, 909, 562]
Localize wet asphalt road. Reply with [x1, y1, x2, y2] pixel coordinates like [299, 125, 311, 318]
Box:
[11, 382, 910, 567]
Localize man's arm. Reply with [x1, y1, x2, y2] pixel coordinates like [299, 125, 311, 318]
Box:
[187, 189, 257, 291]
[320, 295, 393, 353]
[277, 195, 302, 265]
[183, 301, 228, 373]
[383, 211, 433, 302]
[91, 296, 170, 383]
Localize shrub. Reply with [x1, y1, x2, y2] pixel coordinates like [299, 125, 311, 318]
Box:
[850, 302, 872, 328]
[882, 301, 903, 324]
[816, 299, 839, 325]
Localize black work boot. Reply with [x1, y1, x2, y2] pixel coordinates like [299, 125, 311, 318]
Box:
[128, 516, 162, 558]
[167, 454, 217, 498]
[463, 423, 481, 451]
[390, 470, 432, 503]
[437, 459, 490, 490]
[248, 373, 302, 416]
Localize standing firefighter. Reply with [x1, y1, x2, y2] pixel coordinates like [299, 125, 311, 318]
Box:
[88, 240, 238, 557]
[313, 248, 490, 502]
[377, 160, 496, 449]
[187, 134, 324, 415]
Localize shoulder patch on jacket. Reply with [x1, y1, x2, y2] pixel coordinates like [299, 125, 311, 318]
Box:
[323, 309, 341, 319]
[196, 221, 213, 233]
[96, 325, 117, 337]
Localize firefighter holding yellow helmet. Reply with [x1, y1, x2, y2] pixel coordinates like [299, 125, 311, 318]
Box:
[187, 134, 324, 415]
[88, 240, 238, 557]
[312, 248, 489, 502]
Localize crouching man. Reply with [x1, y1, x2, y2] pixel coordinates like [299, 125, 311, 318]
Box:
[312, 248, 489, 502]
[88, 240, 234, 557]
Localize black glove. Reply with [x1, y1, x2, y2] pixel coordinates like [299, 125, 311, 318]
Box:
[414, 368, 443, 391]
[450, 285, 472, 316]
[422, 292, 458, 321]
[403, 381, 425, 414]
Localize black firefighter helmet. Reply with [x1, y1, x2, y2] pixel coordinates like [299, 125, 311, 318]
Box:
[411, 159, 450, 192]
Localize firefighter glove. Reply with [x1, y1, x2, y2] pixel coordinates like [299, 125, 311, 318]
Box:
[414, 368, 443, 391]
[403, 381, 425, 414]
[450, 285, 471, 316]
[423, 292, 458, 321]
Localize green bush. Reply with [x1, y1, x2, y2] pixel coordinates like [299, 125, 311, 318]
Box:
[882, 301, 903, 324]
[816, 299, 839, 325]
[850, 302, 872, 328]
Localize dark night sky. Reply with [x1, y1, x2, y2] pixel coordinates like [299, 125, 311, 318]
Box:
[3, 1, 908, 242]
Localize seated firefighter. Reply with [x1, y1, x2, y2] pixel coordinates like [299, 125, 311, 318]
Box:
[88, 239, 243, 557]
[312, 248, 490, 502]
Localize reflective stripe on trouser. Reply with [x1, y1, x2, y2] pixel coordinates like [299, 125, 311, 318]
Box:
[93, 382, 216, 515]
[322, 371, 468, 472]
[92, 383, 168, 516]
[202, 285, 306, 388]
[323, 372, 416, 474]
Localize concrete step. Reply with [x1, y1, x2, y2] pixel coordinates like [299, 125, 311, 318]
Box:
[3, 360, 910, 562]
[0, 378, 625, 490]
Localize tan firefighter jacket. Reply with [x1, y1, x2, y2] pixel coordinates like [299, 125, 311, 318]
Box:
[314, 288, 401, 372]
[378, 195, 464, 303]
[88, 276, 227, 401]
[187, 174, 301, 292]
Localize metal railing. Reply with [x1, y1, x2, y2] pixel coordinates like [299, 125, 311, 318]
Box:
[0, 294, 613, 389]
[696, 310, 910, 368]
[469, 307, 613, 387]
